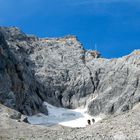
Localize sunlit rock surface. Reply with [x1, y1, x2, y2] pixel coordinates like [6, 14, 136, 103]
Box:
[0, 26, 140, 117]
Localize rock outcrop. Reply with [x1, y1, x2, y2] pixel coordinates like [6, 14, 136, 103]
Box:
[87, 50, 140, 116]
[0, 27, 48, 115]
[0, 26, 140, 118]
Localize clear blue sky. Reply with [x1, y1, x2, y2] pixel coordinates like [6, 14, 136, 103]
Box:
[0, 0, 140, 58]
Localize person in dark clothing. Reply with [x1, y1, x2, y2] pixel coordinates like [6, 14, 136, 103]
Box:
[92, 118, 95, 124]
[87, 119, 91, 125]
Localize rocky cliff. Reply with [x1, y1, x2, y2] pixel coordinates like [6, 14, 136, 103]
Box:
[0, 26, 140, 117]
[0, 27, 48, 115]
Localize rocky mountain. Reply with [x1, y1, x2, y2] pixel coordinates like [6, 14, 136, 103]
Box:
[0, 26, 140, 119]
[1, 26, 140, 140]
[0, 27, 48, 115]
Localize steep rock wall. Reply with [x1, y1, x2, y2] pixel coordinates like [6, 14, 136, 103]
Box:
[0, 26, 140, 117]
[0, 27, 48, 115]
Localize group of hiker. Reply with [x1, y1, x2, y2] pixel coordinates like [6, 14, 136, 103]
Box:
[87, 118, 95, 125]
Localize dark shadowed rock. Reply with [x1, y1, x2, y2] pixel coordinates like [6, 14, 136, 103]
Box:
[23, 117, 30, 124]
[9, 111, 21, 120]
[0, 27, 48, 116]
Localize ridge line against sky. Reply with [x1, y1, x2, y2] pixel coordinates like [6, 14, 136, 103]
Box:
[0, 0, 140, 58]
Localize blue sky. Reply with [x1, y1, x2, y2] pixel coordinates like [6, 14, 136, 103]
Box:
[0, 0, 140, 58]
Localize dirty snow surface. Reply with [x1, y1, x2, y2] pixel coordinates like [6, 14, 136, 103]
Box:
[28, 102, 102, 128]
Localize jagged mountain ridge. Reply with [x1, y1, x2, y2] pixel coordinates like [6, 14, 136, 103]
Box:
[0, 26, 140, 117]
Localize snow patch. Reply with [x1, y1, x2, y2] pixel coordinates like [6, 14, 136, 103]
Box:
[28, 102, 103, 128]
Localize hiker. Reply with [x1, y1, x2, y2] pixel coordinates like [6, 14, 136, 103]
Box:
[92, 118, 95, 124]
[87, 119, 91, 125]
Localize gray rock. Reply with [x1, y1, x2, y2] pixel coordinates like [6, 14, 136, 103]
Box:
[0, 26, 140, 118]
[0, 27, 48, 116]
[9, 111, 21, 120]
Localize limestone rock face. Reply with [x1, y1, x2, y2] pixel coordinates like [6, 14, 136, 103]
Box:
[0, 26, 140, 117]
[29, 36, 98, 108]
[87, 52, 140, 115]
[0, 27, 48, 116]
